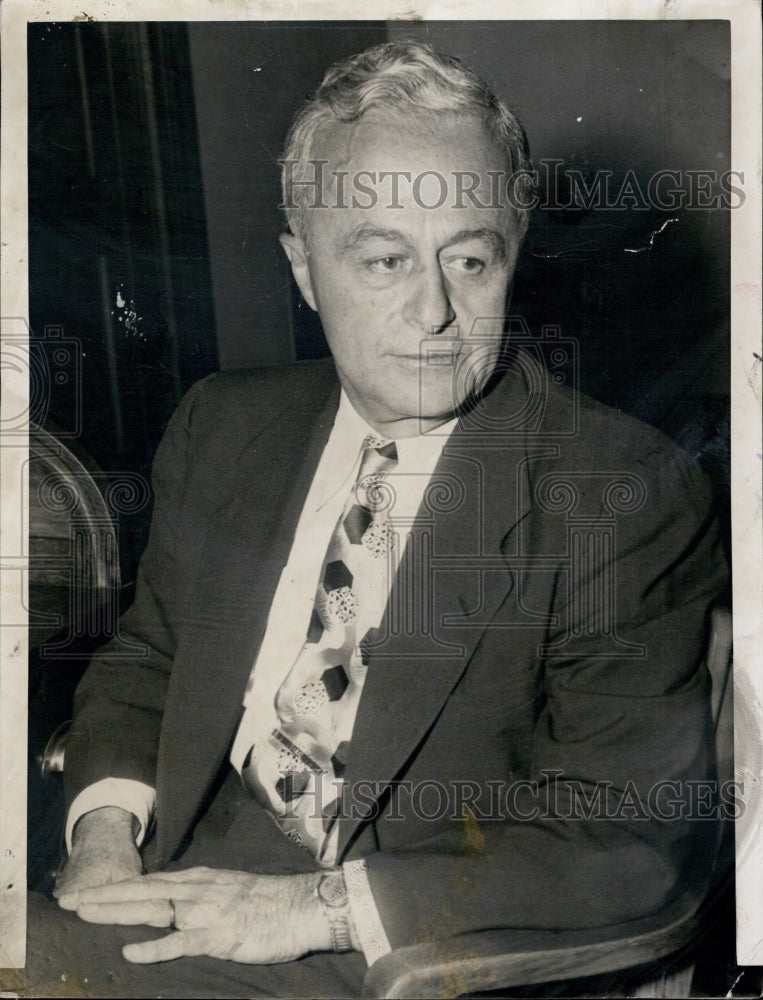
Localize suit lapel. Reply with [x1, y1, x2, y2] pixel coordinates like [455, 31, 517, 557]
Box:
[154, 379, 340, 861]
[337, 372, 535, 857]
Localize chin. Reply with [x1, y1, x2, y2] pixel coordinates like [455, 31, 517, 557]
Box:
[418, 377, 474, 419]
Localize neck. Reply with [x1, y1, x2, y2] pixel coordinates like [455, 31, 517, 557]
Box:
[356, 407, 455, 440]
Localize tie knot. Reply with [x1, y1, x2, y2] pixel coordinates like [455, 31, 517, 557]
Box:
[355, 435, 398, 509]
[362, 434, 398, 463]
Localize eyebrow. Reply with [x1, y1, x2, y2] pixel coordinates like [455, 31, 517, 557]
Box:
[445, 229, 507, 260]
[336, 227, 411, 256]
[336, 226, 507, 259]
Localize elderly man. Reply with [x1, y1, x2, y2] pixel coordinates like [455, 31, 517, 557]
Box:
[12, 39, 726, 998]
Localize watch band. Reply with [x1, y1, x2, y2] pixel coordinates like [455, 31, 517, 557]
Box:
[316, 870, 353, 952]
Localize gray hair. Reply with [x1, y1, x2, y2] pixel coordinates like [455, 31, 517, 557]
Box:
[280, 39, 534, 241]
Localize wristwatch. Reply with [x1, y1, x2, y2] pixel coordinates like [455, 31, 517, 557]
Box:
[316, 870, 352, 952]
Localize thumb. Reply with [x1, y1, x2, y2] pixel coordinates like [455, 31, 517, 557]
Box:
[123, 928, 208, 964]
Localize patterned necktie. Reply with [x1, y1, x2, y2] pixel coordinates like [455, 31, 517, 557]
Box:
[242, 434, 398, 865]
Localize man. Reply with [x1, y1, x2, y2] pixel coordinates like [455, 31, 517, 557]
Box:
[13, 39, 726, 998]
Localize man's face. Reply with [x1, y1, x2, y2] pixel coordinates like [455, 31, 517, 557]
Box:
[280, 111, 524, 437]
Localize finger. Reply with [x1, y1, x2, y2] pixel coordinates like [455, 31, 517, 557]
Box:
[75, 879, 185, 905]
[122, 928, 210, 964]
[137, 867, 217, 885]
[56, 892, 80, 911]
[75, 870, 218, 904]
[55, 867, 117, 901]
[77, 898, 174, 928]
[53, 872, 83, 901]
[56, 869, 141, 906]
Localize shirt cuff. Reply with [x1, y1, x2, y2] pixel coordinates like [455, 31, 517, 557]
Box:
[65, 779, 156, 851]
[343, 858, 392, 966]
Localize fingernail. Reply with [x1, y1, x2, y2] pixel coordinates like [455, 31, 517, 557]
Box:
[57, 893, 77, 909]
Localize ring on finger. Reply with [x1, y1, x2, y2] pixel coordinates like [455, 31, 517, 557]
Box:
[167, 898, 177, 929]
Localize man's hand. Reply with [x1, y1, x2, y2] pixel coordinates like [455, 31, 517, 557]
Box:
[55, 867, 338, 964]
[54, 806, 142, 899]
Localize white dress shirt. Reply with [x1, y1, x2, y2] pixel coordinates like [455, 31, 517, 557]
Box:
[66, 389, 457, 966]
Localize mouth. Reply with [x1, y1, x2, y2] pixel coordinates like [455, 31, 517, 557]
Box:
[388, 353, 423, 368]
[388, 347, 462, 370]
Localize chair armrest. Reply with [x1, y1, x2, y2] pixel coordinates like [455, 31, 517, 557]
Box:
[361, 890, 701, 999]
[38, 720, 70, 778]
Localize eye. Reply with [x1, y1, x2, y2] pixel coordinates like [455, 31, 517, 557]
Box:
[446, 257, 486, 275]
[367, 256, 406, 274]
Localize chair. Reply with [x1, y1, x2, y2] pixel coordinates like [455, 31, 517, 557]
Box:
[28, 420, 121, 653]
[361, 606, 734, 1000]
[29, 419, 123, 757]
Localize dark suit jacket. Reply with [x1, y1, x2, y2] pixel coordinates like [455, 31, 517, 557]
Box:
[65, 355, 728, 949]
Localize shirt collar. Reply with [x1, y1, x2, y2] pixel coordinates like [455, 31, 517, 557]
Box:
[314, 390, 459, 508]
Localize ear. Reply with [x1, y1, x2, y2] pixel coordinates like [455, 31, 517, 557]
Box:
[279, 232, 318, 312]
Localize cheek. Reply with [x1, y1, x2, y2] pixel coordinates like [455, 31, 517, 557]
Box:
[345, 291, 400, 337]
[454, 287, 507, 330]
[322, 277, 376, 320]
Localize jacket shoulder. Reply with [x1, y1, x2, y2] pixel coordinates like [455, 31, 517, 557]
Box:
[538, 367, 694, 467]
[150, 358, 337, 498]
[534, 371, 716, 517]
[180, 358, 337, 425]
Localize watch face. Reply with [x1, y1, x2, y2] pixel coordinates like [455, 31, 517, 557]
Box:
[319, 872, 347, 907]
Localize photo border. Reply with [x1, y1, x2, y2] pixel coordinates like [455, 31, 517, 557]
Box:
[1, 0, 760, 974]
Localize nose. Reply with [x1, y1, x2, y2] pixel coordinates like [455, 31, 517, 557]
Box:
[403, 264, 456, 336]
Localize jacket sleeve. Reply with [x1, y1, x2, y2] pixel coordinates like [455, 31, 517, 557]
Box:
[63, 377, 213, 811]
[359, 443, 729, 947]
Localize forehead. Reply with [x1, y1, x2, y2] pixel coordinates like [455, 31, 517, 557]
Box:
[306, 111, 515, 244]
[315, 109, 505, 171]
